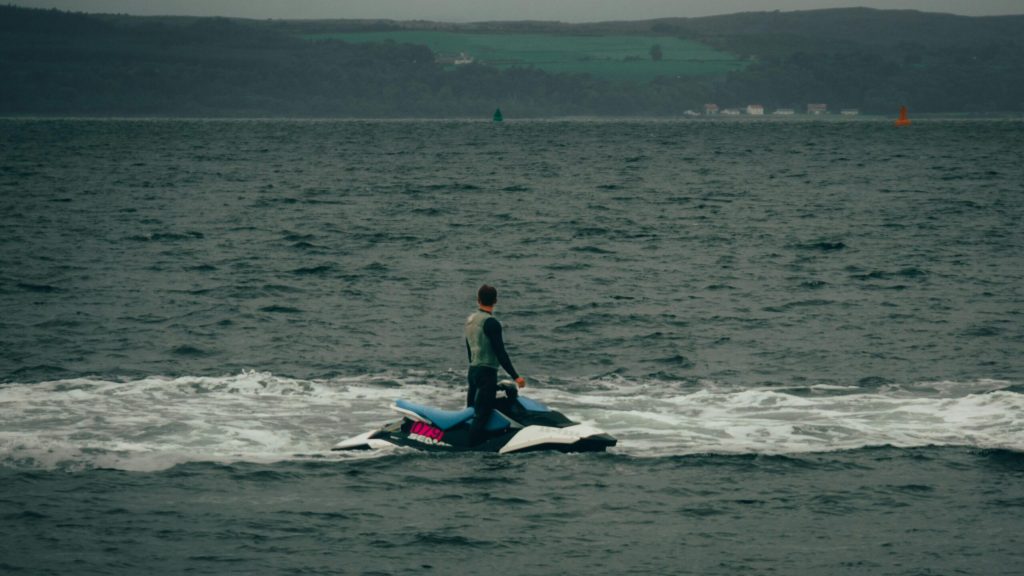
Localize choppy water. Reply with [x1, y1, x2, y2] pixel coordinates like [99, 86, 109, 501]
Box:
[1, 118, 1022, 575]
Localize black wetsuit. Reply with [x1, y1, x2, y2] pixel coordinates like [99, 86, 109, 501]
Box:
[465, 311, 519, 445]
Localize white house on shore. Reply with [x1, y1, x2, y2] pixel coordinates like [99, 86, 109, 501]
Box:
[435, 52, 475, 65]
[746, 104, 765, 115]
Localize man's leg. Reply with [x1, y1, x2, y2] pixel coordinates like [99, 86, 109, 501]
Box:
[468, 368, 498, 446]
[466, 368, 478, 407]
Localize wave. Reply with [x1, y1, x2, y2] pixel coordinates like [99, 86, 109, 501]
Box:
[571, 377, 1023, 458]
[0, 372, 1020, 471]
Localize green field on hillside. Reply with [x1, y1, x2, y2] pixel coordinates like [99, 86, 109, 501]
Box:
[304, 31, 747, 82]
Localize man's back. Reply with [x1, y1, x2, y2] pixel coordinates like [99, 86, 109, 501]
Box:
[465, 310, 500, 369]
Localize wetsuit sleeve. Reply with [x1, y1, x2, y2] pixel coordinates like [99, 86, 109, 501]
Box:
[483, 317, 519, 379]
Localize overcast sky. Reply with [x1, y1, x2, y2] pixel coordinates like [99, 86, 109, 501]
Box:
[10, 0, 1024, 22]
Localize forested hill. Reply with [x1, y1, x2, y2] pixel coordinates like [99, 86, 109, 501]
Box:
[1, 5, 1022, 117]
[653, 8, 1024, 52]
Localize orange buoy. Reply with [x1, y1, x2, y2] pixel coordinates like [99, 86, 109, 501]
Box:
[894, 105, 911, 127]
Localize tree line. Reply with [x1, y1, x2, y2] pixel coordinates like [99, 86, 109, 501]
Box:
[1, 6, 1021, 117]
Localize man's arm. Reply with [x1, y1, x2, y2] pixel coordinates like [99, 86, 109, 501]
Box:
[482, 317, 519, 380]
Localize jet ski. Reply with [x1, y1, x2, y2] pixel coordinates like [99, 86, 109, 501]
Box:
[332, 383, 616, 454]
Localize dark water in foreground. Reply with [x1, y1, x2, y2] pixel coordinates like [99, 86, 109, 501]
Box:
[3, 449, 1023, 576]
[1, 118, 1022, 574]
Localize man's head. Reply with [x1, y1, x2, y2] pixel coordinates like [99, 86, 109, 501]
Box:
[477, 284, 497, 307]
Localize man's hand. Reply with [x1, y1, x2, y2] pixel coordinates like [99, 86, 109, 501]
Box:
[515, 377, 526, 389]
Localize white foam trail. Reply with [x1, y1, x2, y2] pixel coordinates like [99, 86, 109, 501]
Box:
[534, 379, 1024, 457]
[0, 371, 454, 471]
[0, 373, 1020, 470]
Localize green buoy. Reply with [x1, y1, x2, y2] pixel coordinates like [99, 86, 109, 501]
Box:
[493, 108, 503, 122]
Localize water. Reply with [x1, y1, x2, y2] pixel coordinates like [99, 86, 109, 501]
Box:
[1, 118, 1022, 574]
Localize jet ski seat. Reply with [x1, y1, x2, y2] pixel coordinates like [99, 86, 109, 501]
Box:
[394, 399, 515, 432]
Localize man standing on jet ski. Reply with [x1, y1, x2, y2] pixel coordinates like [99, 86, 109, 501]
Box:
[465, 284, 526, 445]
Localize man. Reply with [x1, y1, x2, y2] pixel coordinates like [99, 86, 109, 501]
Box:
[465, 284, 526, 446]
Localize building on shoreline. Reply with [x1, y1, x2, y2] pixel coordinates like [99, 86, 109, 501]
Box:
[436, 52, 475, 65]
[746, 104, 765, 115]
[807, 103, 828, 115]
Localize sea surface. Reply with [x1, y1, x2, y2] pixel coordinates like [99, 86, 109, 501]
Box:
[1, 117, 1022, 575]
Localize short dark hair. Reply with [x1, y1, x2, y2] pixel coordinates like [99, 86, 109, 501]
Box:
[477, 284, 497, 306]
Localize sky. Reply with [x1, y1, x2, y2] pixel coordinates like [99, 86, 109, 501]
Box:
[10, 0, 1024, 22]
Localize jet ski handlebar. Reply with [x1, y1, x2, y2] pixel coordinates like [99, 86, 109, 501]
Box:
[498, 381, 519, 399]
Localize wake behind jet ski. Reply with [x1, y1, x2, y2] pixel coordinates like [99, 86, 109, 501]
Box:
[332, 384, 616, 454]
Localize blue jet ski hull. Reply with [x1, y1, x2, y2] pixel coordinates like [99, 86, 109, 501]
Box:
[333, 393, 616, 454]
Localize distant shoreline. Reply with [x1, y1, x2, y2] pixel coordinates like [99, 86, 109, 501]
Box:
[2, 113, 1022, 122]
[3, 5, 1023, 117]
